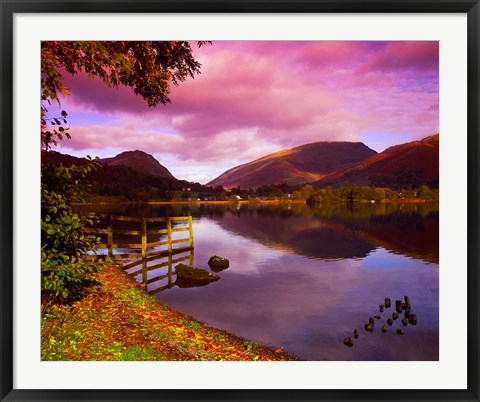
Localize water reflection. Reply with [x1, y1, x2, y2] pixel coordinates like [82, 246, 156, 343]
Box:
[76, 201, 438, 263]
[207, 202, 438, 263]
[77, 201, 439, 360]
[123, 248, 199, 294]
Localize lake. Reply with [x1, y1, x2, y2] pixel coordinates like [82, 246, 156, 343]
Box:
[76, 201, 439, 361]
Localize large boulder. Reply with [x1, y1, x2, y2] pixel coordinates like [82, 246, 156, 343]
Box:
[208, 255, 230, 272]
[175, 264, 220, 288]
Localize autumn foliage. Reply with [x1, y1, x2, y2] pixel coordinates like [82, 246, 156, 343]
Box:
[41, 41, 208, 149]
[41, 41, 208, 303]
[42, 264, 297, 361]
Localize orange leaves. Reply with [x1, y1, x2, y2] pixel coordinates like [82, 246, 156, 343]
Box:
[42, 263, 297, 361]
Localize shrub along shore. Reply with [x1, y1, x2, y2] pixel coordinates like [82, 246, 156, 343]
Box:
[41, 263, 298, 361]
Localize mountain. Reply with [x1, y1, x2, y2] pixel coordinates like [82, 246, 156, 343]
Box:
[41, 150, 214, 202]
[42, 149, 175, 180]
[313, 134, 439, 189]
[207, 142, 377, 189]
[101, 150, 175, 179]
[41, 150, 91, 166]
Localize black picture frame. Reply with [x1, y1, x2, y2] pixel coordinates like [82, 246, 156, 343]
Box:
[1, 1, 479, 401]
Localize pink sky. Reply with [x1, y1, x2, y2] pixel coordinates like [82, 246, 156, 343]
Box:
[52, 41, 439, 184]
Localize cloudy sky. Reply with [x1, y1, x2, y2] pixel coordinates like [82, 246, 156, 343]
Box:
[52, 41, 439, 184]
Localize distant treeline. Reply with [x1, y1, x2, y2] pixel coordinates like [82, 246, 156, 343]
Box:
[88, 164, 438, 204]
[42, 157, 438, 203]
[89, 165, 439, 203]
[303, 185, 439, 204]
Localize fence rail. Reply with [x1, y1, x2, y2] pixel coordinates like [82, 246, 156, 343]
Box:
[83, 214, 194, 260]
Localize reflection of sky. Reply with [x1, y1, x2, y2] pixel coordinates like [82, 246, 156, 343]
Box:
[360, 248, 418, 270]
[194, 219, 283, 276]
[150, 218, 438, 361]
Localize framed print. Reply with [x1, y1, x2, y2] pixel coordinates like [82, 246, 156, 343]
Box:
[1, 1, 479, 401]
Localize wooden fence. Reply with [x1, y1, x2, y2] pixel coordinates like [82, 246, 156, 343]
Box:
[83, 214, 194, 260]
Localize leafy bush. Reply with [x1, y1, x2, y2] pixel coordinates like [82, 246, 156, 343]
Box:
[41, 159, 101, 304]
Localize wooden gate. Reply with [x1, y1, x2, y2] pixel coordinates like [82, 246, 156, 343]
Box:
[82, 214, 194, 260]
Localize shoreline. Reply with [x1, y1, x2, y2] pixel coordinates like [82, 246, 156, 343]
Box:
[73, 199, 306, 206]
[73, 198, 437, 206]
[41, 263, 299, 361]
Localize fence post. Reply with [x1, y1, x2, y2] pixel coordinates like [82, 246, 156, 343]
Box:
[167, 218, 172, 252]
[141, 217, 147, 260]
[107, 215, 113, 259]
[188, 215, 194, 248]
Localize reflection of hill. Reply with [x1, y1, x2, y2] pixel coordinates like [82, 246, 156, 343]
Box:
[343, 210, 439, 263]
[76, 201, 439, 263]
[213, 212, 376, 260]
[289, 227, 377, 260]
[212, 203, 439, 263]
[312, 203, 439, 263]
[288, 203, 439, 264]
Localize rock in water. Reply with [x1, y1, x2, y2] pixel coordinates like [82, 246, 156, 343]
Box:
[402, 318, 408, 326]
[408, 314, 417, 325]
[385, 298, 391, 308]
[208, 255, 230, 272]
[175, 264, 220, 288]
[381, 326, 388, 333]
[405, 305, 411, 317]
[354, 329, 359, 339]
[344, 337, 354, 347]
[392, 312, 399, 320]
[364, 324, 374, 332]
[387, 318, 393, 326]
[396, 329, 404, 335]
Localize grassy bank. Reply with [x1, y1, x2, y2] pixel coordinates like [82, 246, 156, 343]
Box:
[42, 263, 298, 361]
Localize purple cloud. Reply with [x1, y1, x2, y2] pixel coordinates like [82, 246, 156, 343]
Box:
[52, 41, 439, 182]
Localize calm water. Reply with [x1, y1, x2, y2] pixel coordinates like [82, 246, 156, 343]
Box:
[77, 202, 439, 361]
